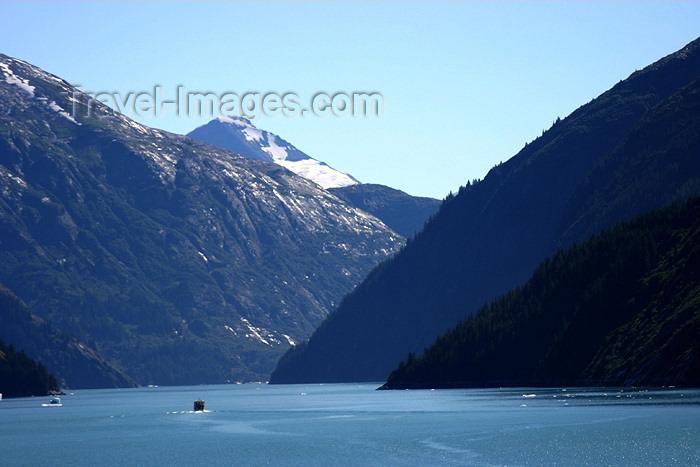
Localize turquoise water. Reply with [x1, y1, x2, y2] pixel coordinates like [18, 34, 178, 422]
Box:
[1, 384, 699, 466]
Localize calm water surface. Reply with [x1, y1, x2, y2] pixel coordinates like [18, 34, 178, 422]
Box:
[1, 384, 698, 466]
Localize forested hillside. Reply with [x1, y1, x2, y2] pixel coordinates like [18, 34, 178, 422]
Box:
[271, 37, 700, 384]
[381, 197, 700, 389]
[329, 184, 440, 238]
[0, 337, 60, 398]
[0, 284, 135, 389]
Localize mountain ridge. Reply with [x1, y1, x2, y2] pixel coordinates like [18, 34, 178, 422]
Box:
[0, 283, 136, 389]
[0, 52, 403, 386]
[187, 116, 359, 189]
[329, 184, 440, 238]
[187, 117, 441, 238]
[270, 36, 700, 384]
[0, 335, 61, 398]
[380, 197, 700, 389]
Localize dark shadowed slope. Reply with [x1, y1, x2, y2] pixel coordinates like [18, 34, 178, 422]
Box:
[0, 284, 135, 389]
[381, 197, 700, 389]
[0, 336, 61, 398]
[329, 184, 440, 238]
[271, 37, 700, 384]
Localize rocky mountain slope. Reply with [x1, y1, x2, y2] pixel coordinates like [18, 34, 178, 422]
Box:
[328, 184, 440, 238]
[188, 116, 358, 189]
[0, 284, 134, 389]
[0, 53, 403, 386]
[271, 37, 700, 384]
[188, 118, 440, 238]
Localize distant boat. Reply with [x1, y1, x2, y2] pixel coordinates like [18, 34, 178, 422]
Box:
[41, 396, 62, 407]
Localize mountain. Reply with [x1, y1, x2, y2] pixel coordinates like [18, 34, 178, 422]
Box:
[0, 335, 61, 398]
[328, 184, 440, 238]
[187, 118, 440, 238]
[0, 284, 134, 390]
[0, 53, 403, 387]
[270, 37, 700, 384]
[380, 197, 700, 389]
[187, 116, 358, 189]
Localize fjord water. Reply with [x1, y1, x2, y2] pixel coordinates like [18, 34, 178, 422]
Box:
[1, 384, 698, 466]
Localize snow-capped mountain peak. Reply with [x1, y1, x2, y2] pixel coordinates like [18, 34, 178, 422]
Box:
[188, 117, 359, 189]
[216, 116, 264, 144]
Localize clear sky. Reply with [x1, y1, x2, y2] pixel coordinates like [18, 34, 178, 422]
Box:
[1, 2, 699, 199]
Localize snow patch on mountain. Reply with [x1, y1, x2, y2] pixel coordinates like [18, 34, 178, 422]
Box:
[38, 97, 80, 124]
[282, 334, 296, 346]
[0, 60, 35, 96]
[1, 58, 79, 124]
[277, 159, 358, 190]
[262, 132, 291, 161]
[218, 116, 264, 143]
[192, 116, 359, 189]
[240, 317, 290, 346]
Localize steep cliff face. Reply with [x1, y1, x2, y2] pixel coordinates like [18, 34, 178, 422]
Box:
[0, 53, 403, 386]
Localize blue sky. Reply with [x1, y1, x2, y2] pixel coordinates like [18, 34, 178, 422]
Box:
[1, 2, 699, 199]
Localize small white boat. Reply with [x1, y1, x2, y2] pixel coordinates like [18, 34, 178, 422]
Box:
[41, 396, 62, 407]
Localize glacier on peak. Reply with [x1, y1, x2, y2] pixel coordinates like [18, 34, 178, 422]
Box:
[189, 116, 359, 189]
